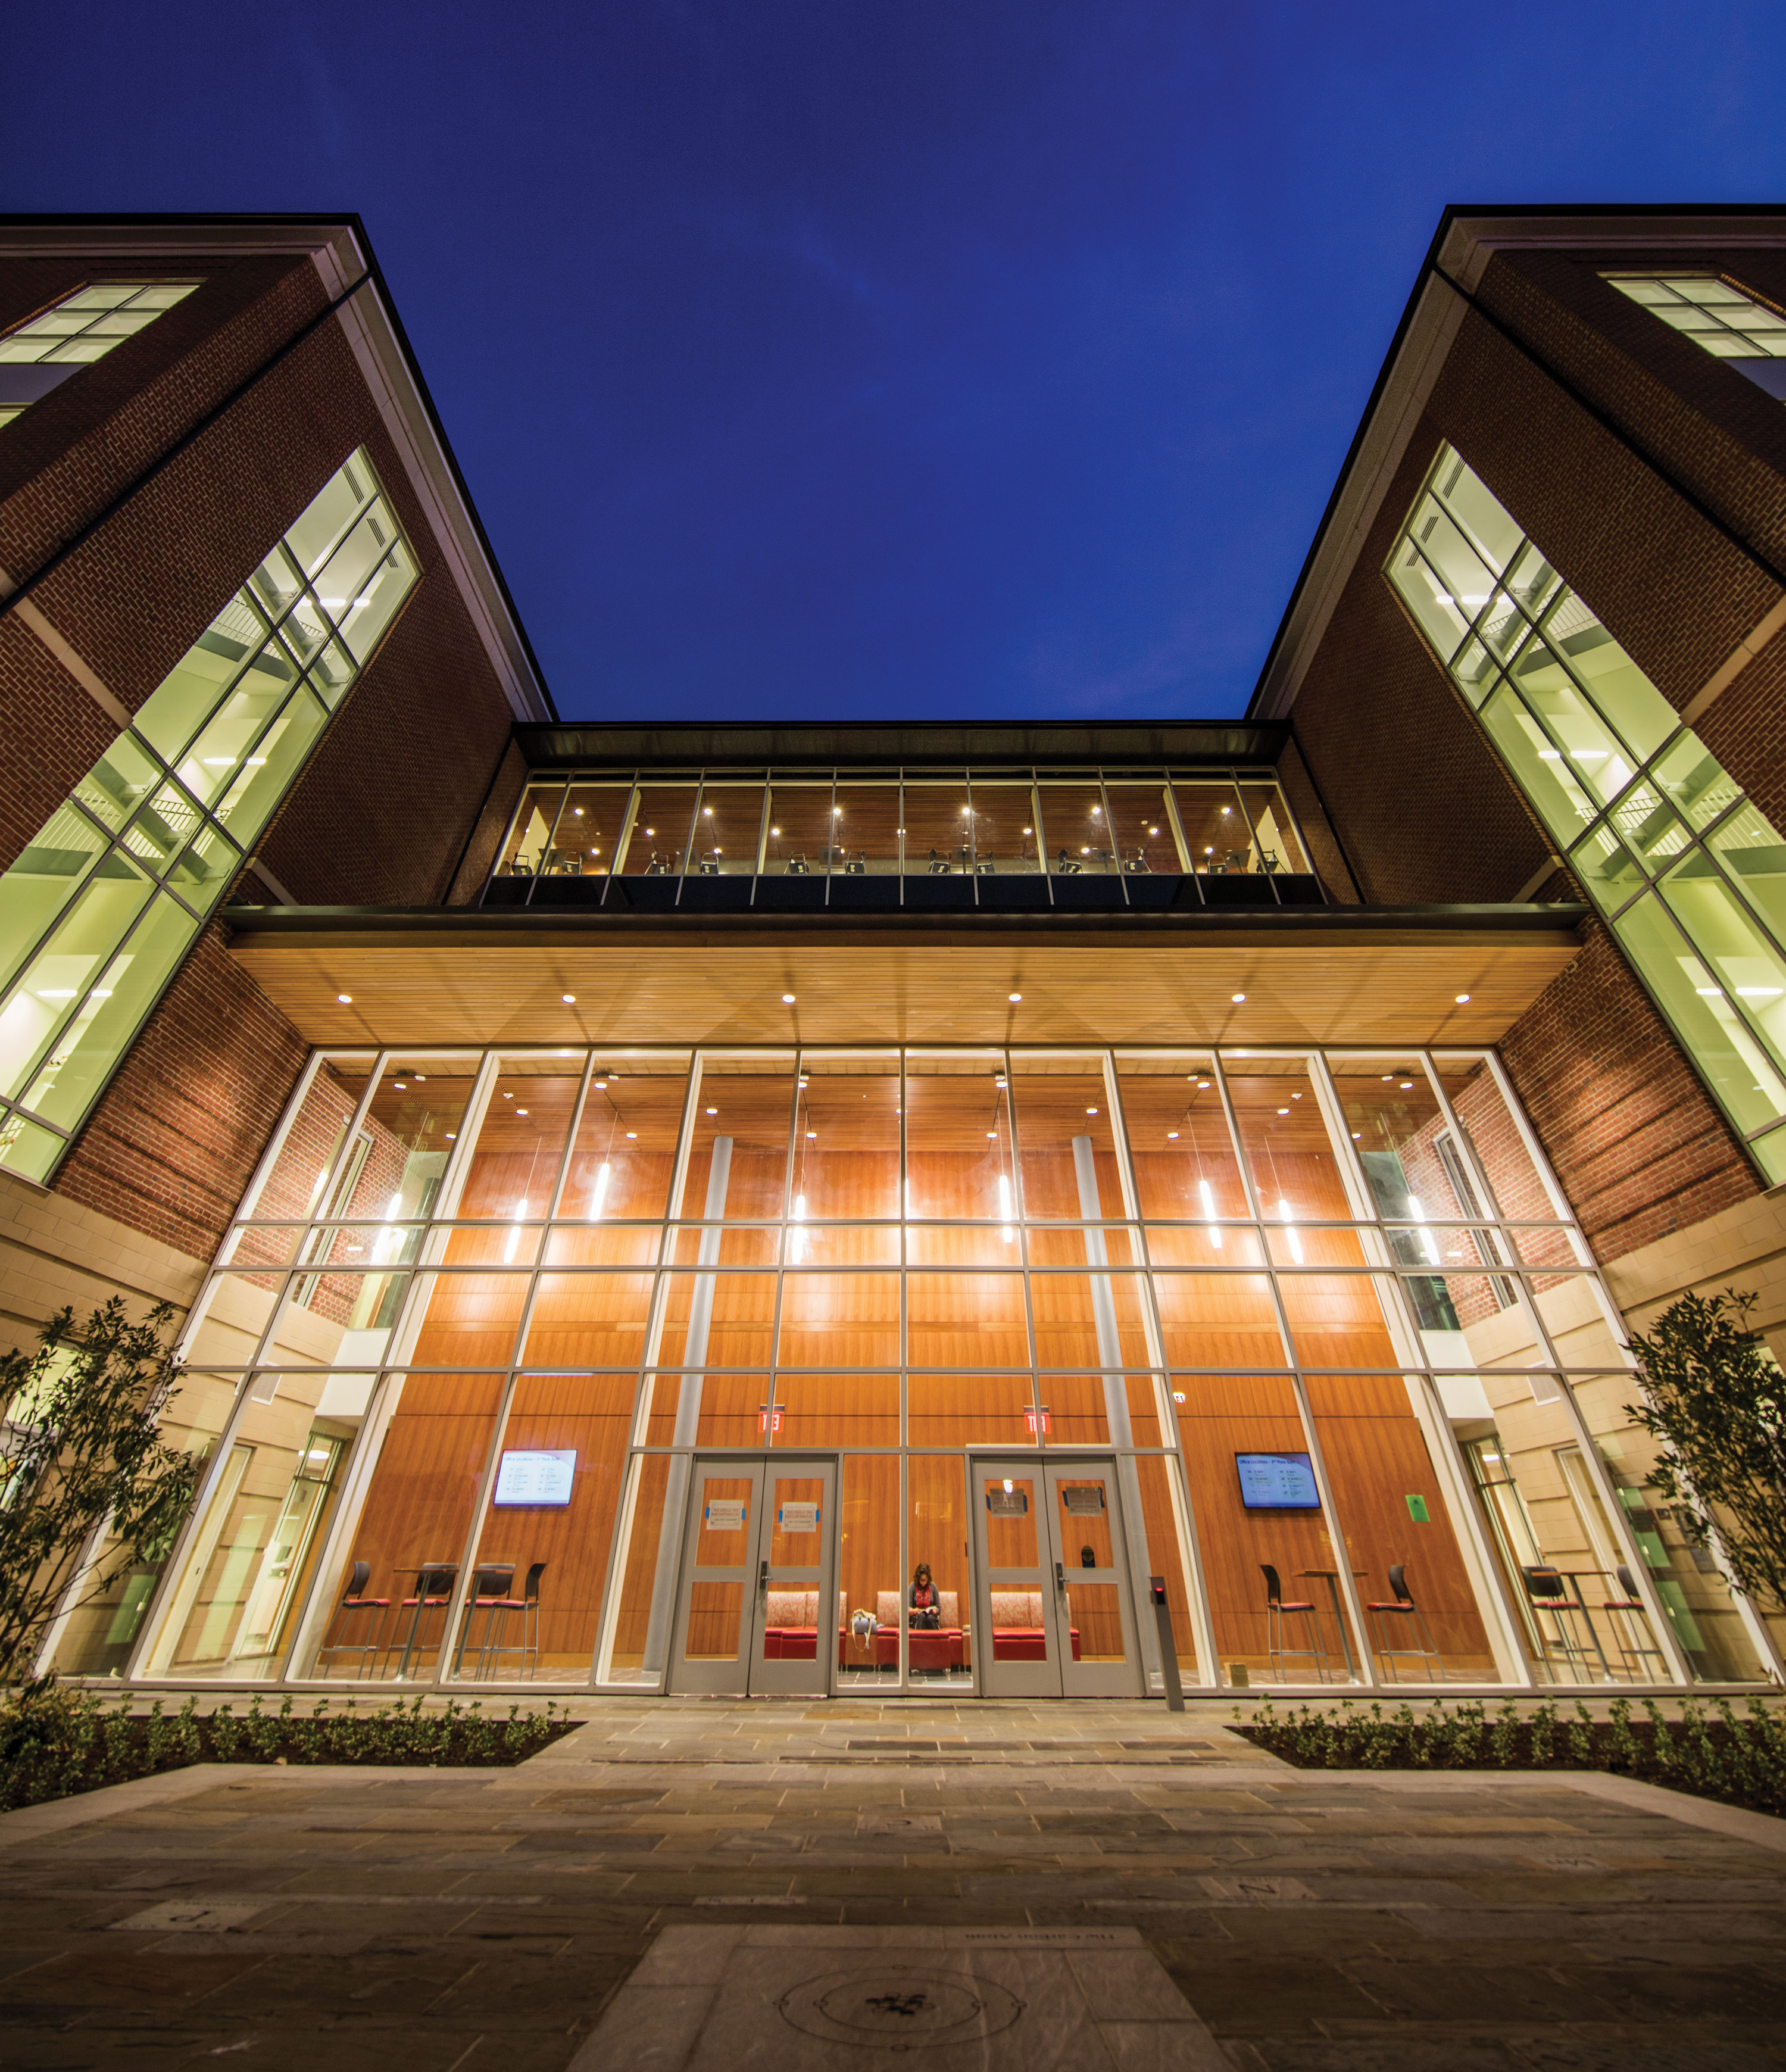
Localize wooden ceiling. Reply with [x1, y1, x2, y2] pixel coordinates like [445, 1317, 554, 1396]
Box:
[227, 914, 1583, 1051]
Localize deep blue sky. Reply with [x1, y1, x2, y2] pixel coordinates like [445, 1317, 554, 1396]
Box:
[6, 4, 1786, 725]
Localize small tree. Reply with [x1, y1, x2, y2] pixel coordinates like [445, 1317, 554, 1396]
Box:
[0, 1299, 205, 1686]
[1625, 1288, 1786, 1615]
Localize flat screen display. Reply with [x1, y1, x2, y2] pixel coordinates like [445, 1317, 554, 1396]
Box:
[1235, 1452, 1320, 1511]
[492, 1449, 576, 1506]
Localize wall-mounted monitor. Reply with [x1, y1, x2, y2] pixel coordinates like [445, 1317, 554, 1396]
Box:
[1235, 1451, 1320, 1511]
[492, 1449, 576, 1506]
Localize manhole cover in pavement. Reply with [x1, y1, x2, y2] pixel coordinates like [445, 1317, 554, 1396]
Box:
[779, 1967, 1023, 2051]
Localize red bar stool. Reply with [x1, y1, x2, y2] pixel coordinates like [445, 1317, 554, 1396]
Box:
[1261, 1563, 1329, 1683]
[1364, 1564, 1444, 1681]
[317, 1561, 389, 1678]
[476, 1562, 546, 1680]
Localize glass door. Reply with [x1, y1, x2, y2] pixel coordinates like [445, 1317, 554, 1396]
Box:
[1047, 1461, 1142, 1697]
[748, 1461, 838, 1696]
[667, 1461, 764, 1695]
[971, 1456, 1142, 1697]
[666, 1457, 838, 1696]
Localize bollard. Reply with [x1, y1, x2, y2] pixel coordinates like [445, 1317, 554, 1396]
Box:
[1150, 1575, 1184, 1712]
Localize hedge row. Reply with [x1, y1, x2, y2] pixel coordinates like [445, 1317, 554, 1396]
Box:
[1236, 1695, 1786, 1818]
[0, 1686, 573, 1812]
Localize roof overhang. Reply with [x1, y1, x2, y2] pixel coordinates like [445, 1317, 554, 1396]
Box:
[0, 214, 554, 725]
[225, 903, 1586, 1051]
[1248, 204, 1786, 724]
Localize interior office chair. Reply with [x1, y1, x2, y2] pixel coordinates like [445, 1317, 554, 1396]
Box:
[451, 1562, 518, 1678]
[787, 853, 810, 875]
[1260, 1563, 1329, 1684]
[477, 1562, 547, 1680]
[845, 850, 867, 875]
[697, 852, 721, 876]
[1363, 1564, 1444, 1681]
[508, 859, 533, 878]
[928, 847, 950, 875]
[316, 1560, 389, 1678]
[974, 850, 995, 875]
[1122, 848, 1151, 873]
[645, 852, 669, 876]
[1600, 1564, 1669, 1681]
[1520, 1565, 1603, 1682]
[1055, 847, 1082, 875]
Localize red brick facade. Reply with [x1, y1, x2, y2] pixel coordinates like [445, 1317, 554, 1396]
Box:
[1282, 238, 1786, 1260]
[0, 229, 535, 1268]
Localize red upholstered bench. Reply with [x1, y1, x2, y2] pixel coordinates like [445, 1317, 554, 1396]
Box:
[990, 1589, 1080, 1661]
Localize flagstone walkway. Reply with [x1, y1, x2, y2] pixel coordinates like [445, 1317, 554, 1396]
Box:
[1, 1697, 1782, 2068]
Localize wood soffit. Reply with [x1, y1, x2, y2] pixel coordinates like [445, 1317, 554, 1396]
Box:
[225, 906, 1585, 1050]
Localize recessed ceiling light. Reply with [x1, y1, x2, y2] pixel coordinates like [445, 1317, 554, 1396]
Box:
[337, 993, 351, 1004]
[1086, 1106, 1098, 1116]
[445, 1131, 455, 1139]
[1456, 993, 1470, 1004]
[1278, 1106, 1289, 1115]
[783, 993, 796, 1004]
[517, 1108, 528, 1116]
[1008, 992, 1022, 1003]
[986, 1130, 997, 1139]
[394, 1081, 407, 1090]
[1167, 1131, 1179, 1140]
[626, 1131, 636, 1139]
[705, 1106, 718, 1116]
[1400, 1081, 1413, 1090]
[562, 993, 576, 1004]
[807, 1129, 817, 1139]
[1232, 993, 1246, 1003]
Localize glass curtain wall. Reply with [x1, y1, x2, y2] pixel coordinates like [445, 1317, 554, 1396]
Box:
[88, 1045, 1782, 1694]
[0, 450, 419, 1180]
[1389, 442, 1786, 1182]
[483, 768, 1317, 907]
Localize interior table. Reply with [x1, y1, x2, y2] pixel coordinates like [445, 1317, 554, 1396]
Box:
[1298, 1569, 1367, 1681]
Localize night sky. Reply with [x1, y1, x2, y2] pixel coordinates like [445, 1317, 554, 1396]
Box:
[6, 4, 1786, 725]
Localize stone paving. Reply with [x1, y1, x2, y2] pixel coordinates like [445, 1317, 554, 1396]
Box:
[0, 1696, 1783, 2067]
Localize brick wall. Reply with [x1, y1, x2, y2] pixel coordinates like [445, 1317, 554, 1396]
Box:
[52, 923, 310, 1263]
[1496, 924, 1757, 1262]
[1287, 267, 1786, 1265]
[0, 244, 522, 1263]
[0, 259, 324, 575]
[1282, 417, 1554, 907]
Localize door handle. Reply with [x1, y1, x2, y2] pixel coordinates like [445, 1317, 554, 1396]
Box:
[1054, 1560, 1066, 1595]
[758, 1559, 769, 1600]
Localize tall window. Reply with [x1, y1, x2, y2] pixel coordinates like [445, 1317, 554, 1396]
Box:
[0, 450, 418, 1181]
[1605, 275, 1786, 401]
[0, 281, 200, 427]
[1388, 443, 1786, 1182]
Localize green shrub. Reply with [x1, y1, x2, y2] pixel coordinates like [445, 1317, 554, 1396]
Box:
[1237, 1693, 1786, 1818]
[0, 1681, 571, 1812]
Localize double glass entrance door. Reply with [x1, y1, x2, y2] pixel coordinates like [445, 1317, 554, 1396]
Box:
[970, 1458, 1142, 1697]
[667, 1458, 838, 1696]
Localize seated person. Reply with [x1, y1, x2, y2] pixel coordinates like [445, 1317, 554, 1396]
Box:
[909, 1562, 942, 1630]
[1055, 846, 1082, 875]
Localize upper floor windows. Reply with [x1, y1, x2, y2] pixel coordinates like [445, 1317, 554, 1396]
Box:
[1604, 274, 1786, 401]
[1388, 444, 1786, 1182]
[0, 280, 200, 427]
[485, 766, 1322, 914]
